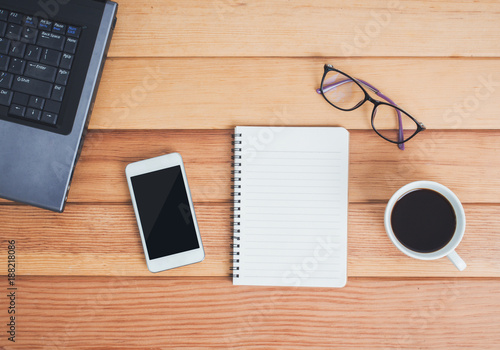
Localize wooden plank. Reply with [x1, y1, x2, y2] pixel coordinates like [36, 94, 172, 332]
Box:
[68, 129, 232, 204]
[53, 130, 500, 204]
[1, 276, 499, 349]
[92, 57, 500, 130]
[4, 203, 230, 278]
[108, 0, 500, 58]
[5, 203, 500, 277]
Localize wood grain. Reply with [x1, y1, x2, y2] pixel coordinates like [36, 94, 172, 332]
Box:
[5, 203, 500, 277]
[92, 58, 500, 130]
[107, 0, 500, 58]
[1, 276, 499, 349]
[57, 129, 500, 204]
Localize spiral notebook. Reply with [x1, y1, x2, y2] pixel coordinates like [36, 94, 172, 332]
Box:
[231, 126, 349, 287]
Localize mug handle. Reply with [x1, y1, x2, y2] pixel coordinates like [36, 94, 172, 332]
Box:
[447, 250, 466, 271]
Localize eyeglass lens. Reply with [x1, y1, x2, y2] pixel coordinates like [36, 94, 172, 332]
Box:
[372, 104, 418, 143]
[321, 70, 365, 110]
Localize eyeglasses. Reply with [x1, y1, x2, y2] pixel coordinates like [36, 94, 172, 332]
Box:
[317, 64, 426, 150]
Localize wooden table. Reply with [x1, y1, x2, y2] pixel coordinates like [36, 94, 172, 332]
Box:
[2, 1, 500, 348]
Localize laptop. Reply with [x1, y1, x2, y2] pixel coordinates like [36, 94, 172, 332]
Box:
[0, 0, 117, 212]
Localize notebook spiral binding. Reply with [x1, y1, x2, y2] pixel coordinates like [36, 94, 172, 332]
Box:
[230, 133, 242, 278]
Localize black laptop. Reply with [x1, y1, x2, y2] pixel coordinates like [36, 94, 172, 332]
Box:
[0, 0, 117, 212]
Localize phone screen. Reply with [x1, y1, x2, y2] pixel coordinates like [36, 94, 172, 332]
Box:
[130, 165, 200, 260]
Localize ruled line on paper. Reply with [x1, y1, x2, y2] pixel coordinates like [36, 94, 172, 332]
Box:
[244, 184, 339, 187]
[241, 259, 342, 264]
[244, 225, 338, 232]
[245, 226, 340, 230]
[244, 218, 339, 222]
[241, 274, 343, 279]
[245, 205, 340, 209]
[249, 157, 341, 162]
[245, 170, 340, 174]
[242, 237, 342, 242]
[240, 246, 342, 252]
[245, 177, 339, 181]
[246, 214, 341, 218]
[243, 191, 339, 196]
[246, 164, 341, 169]
[241, 268, 341, 273]
[249, 150, 342, 154]
[244, 199, 342, 202]
[242, 234, 342, 238]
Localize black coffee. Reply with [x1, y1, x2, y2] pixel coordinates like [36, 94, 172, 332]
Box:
[391, 189, 456, 253]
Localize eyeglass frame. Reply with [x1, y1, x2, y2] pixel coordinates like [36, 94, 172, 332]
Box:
[317, 64, 426, 150]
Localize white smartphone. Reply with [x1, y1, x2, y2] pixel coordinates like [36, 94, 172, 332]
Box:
[125, 152, 205, 272]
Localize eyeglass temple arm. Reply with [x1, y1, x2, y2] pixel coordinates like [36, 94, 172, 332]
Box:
[317, 79, 405, 150]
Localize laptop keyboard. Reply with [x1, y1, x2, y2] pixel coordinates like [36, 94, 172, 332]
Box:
[0, 8, 81, 126]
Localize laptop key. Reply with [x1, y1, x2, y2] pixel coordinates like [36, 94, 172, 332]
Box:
[6, 23, 22, 41]
[8, 58, 25, 75]
[23, 16, 37, 28]
[8, 12, 22, 25]
[0, 72, 13, 88]
[51, 85, 65, 102]
[12, 76, 52, 99]
[12, 92, 29, 105]
[25, 45, 41, 61]
[0, 21, 6, 37]
[25, 62, 57, 83]
[41, 111, 57, 125]
[40, 48, 61, 66]
[60, 53, 73, 69]
[52, 23, 66, 34]
[44, 99, 61, 114]
[25, 107, 41, 120]
[0, 89, 12, 106]
[0, 38, 10, 54]
[64, 37, 78, 54]
[9, 42, 26, 58]
[9, 104, 25, 117]
[0, 10, 8, 22]
[55, 69, 69, 85]
[21, 27, 38, 44]
[28, 96, 45, 109]
[37, 31, 64, 51]
[0, 54, 9, 71]
[38, 19, 52, 31]
[66, 26, 81, 38]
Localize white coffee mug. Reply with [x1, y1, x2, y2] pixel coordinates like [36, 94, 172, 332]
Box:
[384, 181, 467, 271]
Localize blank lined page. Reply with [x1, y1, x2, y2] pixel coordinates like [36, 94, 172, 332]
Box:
[233, 127, 349, 287]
